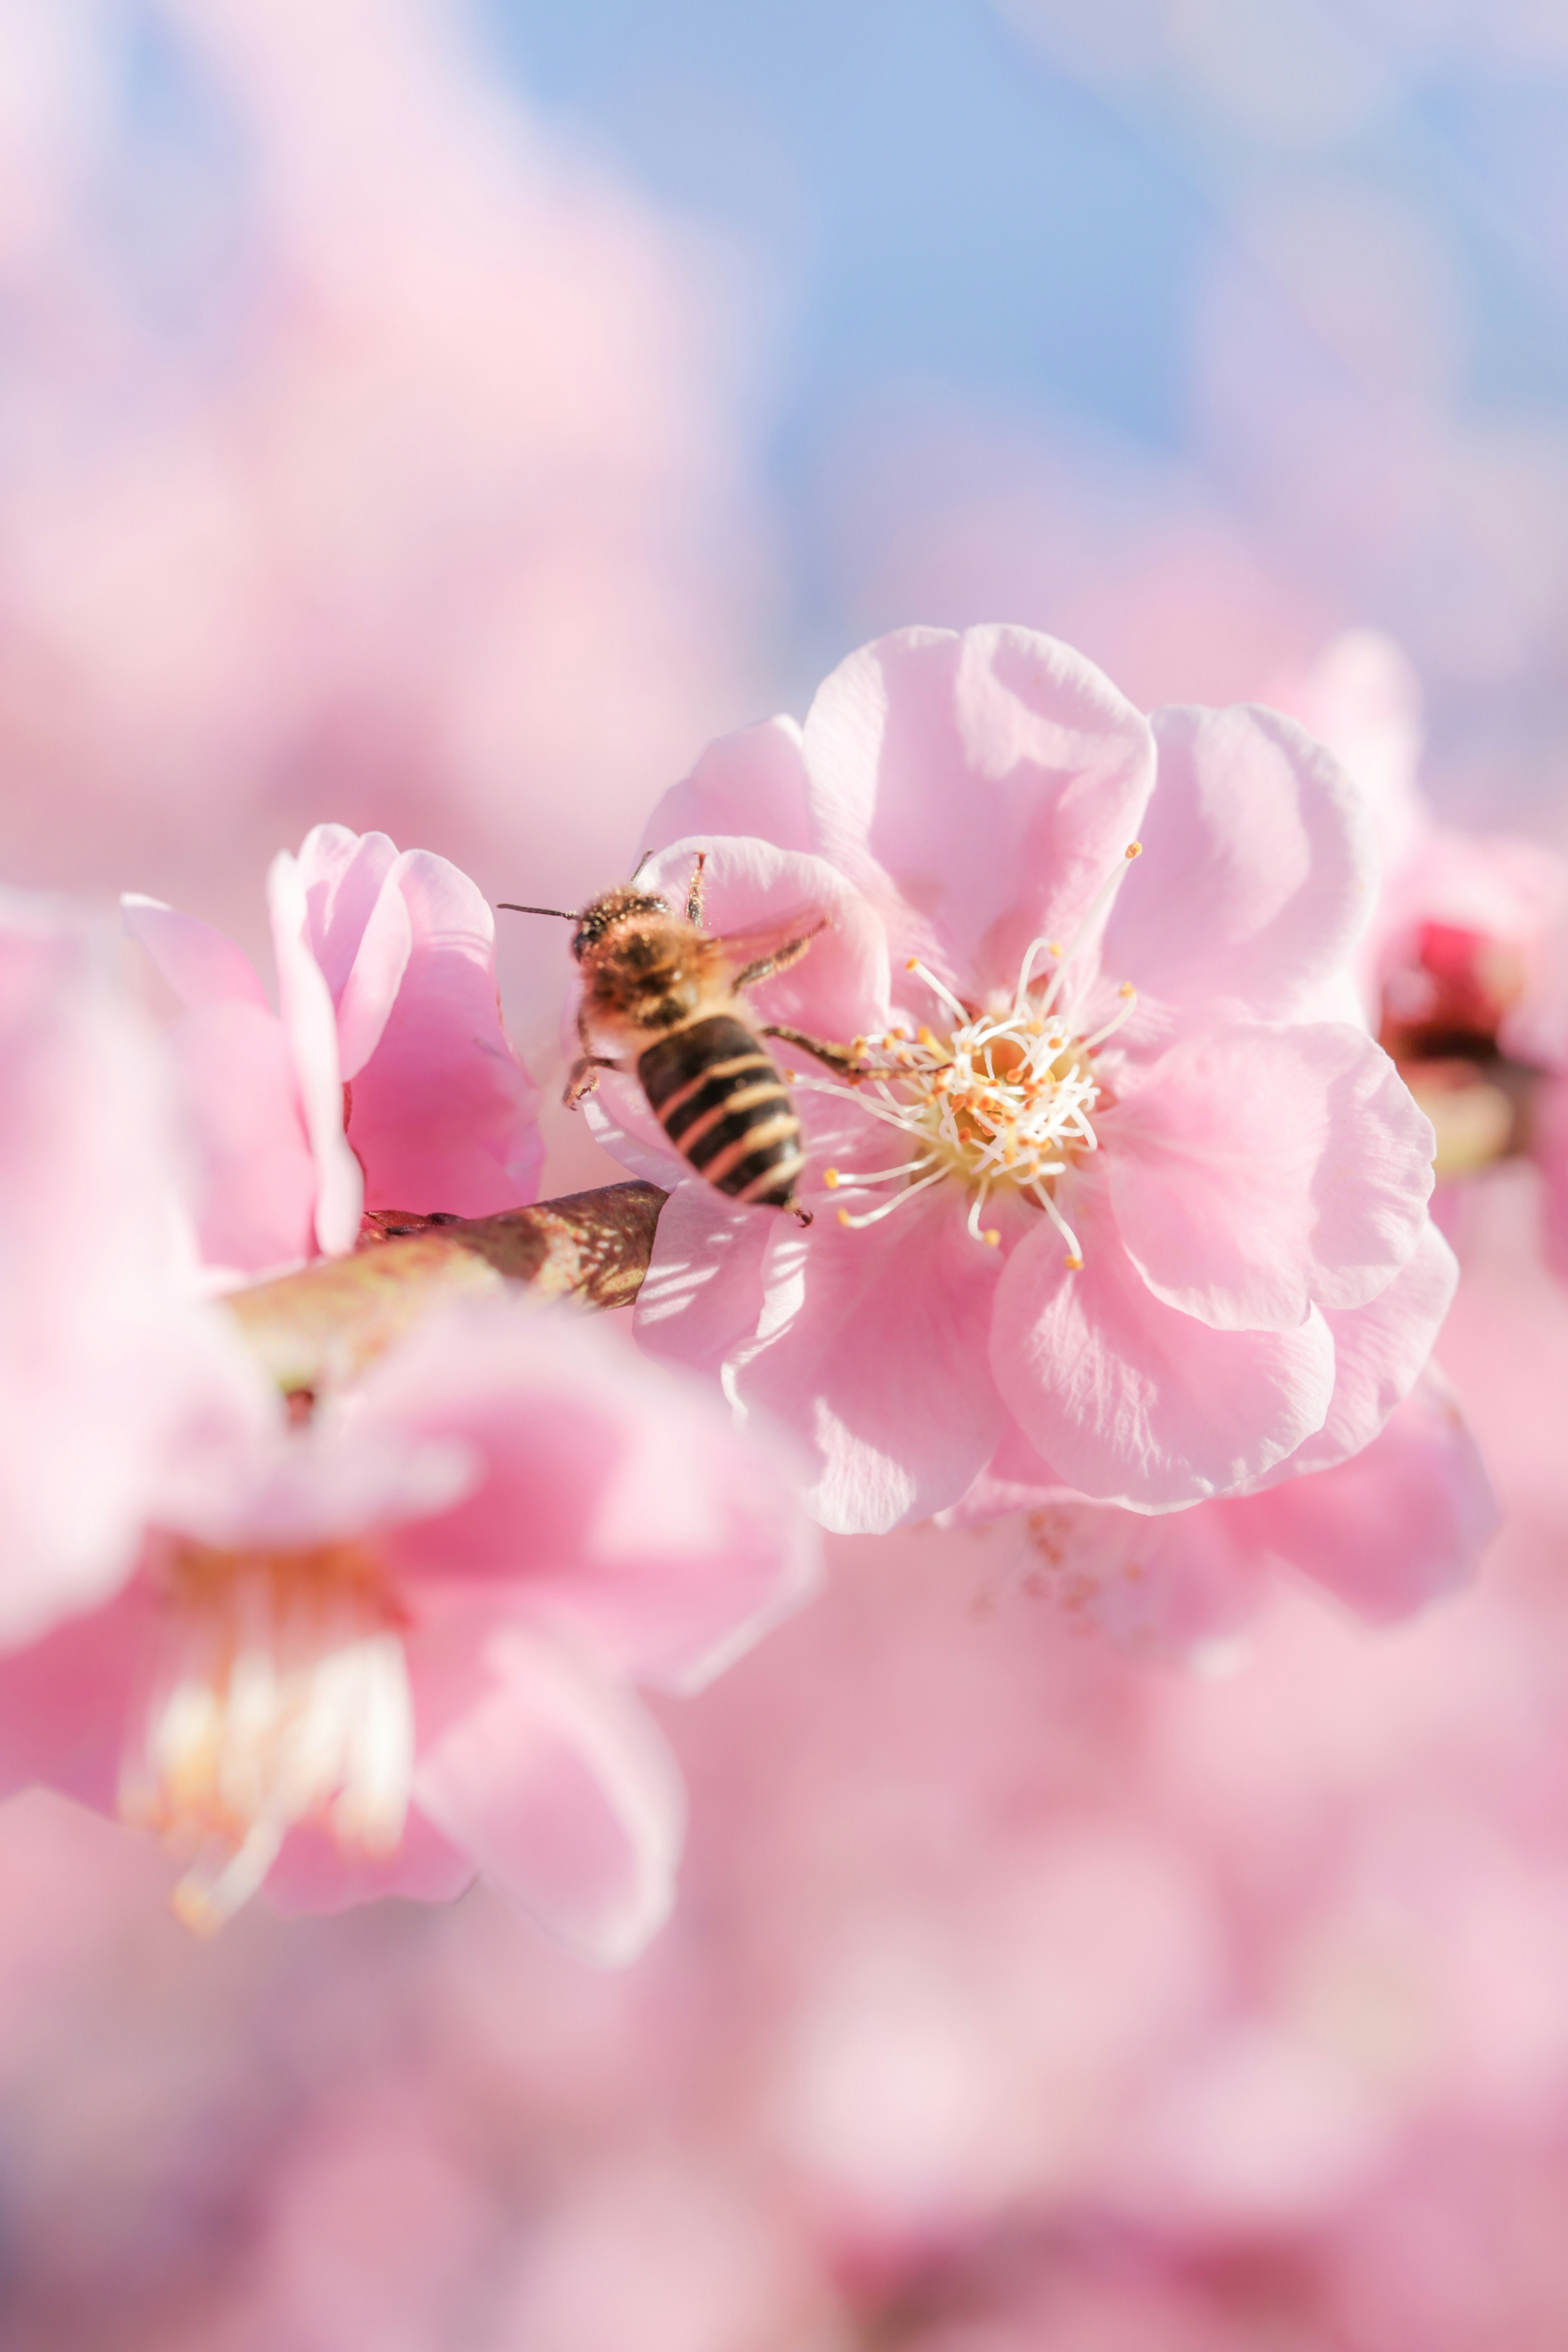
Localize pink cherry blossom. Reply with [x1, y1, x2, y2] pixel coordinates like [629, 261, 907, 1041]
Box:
[125, 824, 542, 1277]
[0, 1296, 817, 1956]
[608, 624, 1443, 1532]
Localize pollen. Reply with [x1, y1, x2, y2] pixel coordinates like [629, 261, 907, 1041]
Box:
[824, 1167, 841, 1188]
[1064, 1253, 1083, 1270]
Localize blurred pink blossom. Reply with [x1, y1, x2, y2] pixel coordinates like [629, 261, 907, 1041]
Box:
[612, 624, 1442, 1532]
[125, 823, 541, 1276]
[1278, 630, 1568, 1267]
[949, 1366, 1498, 1663]
[0, 1298, 817, 1951]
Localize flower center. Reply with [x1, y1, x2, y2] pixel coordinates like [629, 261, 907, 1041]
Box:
[121, 1539, 414, 1933]
[802, 843, 1143, 1265]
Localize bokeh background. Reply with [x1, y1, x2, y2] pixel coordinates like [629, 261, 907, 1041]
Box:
[9, 3, 1568, 2344]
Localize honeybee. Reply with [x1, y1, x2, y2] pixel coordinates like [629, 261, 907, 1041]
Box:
[501, 853, 863, 1222]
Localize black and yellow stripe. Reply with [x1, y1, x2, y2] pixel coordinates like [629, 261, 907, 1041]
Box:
[637, 1014, 805, 1207]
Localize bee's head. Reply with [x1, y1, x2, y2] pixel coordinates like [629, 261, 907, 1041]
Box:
[568, 888, 671, 962]
[497, 885, 672, 959]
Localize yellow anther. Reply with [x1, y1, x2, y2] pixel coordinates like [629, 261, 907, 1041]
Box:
[837, 1207, 852, 1226]
[1049, 942, 1062, 957]
[917, 1025, 935, 1046]
[1064, 1253, 1084, 1271]
[983, 1229, 1001, 1247]
[1125, 841, 1142, 859]
[905, 956, 920, 970]
[823, 1168, 841, 1188]
[1118, 982, 1135, 999]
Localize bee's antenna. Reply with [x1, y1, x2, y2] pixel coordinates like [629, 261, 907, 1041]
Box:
[497, 903, 582, 922]
[628, 849, 654, 884]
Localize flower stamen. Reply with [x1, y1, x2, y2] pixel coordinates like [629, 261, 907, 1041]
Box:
[815, 843, 1146, 1260]
[121, 1540, 414, 1933]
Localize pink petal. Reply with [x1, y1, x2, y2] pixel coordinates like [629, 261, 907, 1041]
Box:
[799, 624, 1155, 995]
[168, 1001, 317, 1274]
[1107, 1025, 1434, 1332]
[990, 1169, 1336, 1508]
[121, 894, 270, 1012]
[633, 1178, 777, 1377]
[1229, 1367, 1498, 1624]
[361, 1300, 819, 1686]
[266, 850, 363, 1255]
[1101, 705, 1376, 1038]
[0, 1581, 146, 1811]
[413, 1622, 684, 1964]
[263, 1806, 474, 1915]
[581, 1082, 692, 1189]
[727, 1185, 1011, 1532]
[644, 715, 814, 854]
[1251, 1221, 1459, 1486]
[0, 902, 279, 1642]
[348, 850, 542, 1217]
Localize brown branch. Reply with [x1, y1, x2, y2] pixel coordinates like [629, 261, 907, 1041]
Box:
[225, 1181, 668, 1400]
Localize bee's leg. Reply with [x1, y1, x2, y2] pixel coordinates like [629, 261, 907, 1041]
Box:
[564, 1054, 623, 1108]
[733, 919, 828, 992]
[759, 1022, 875, 1082]
[685, 850, 708, 927]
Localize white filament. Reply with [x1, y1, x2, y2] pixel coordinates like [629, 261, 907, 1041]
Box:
[819, 844, 1143, 1260]
[121, 1546, 414, 1933]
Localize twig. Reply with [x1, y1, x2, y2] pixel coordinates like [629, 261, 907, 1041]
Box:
[225, 1181, 667, 1400]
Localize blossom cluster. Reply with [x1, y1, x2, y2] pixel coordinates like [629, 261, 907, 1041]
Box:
[0, 622, 1523, 1945]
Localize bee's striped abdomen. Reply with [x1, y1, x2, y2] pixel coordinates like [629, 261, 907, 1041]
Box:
[638, 1014, 805, 1208]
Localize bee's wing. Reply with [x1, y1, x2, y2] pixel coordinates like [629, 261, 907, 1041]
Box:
[708, 907, 830, 974]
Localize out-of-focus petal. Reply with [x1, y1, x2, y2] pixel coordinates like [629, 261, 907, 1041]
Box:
[990, 1172, 1336, 1508]
[1102, 705, 1375, 1041]
[0, 1582, 146, 1810]
[1532, 1070, 1568, 1282]
[168, 1000, 316, 1276]
[266, 850, 362, 1255]
[364, 1301, 820, 1687]
[414, 1623, 685, 1965]
[0, 898, 281, 1644]
[800, 624, 1156, 995]
[1107, 1025, 1433, 1330]
[121, 893, 270, 1012]
[262, 1805, 475, 1915]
